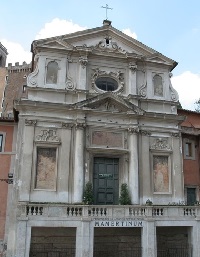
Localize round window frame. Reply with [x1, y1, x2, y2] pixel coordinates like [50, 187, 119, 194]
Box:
[91, 69, 124, 94]
[95, 77, 118, 92]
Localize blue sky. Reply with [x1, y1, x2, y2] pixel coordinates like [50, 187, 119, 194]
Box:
[1, 0, 200, 110]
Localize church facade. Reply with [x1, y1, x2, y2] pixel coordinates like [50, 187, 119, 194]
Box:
[7, 21, 200, 257]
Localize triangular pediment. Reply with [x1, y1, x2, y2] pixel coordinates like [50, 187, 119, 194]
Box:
[32, 24, 176, 68]
[146, 53, 173, 65]
[73, 92, 144, 115]
[34, 39, 74, 51]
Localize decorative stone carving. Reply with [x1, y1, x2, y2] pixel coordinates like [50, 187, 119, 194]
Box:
[91, 68, 124, 93]
[27, 64, 39, 87]
[171, 132, 180, 138]
[65, 56, 75, 90]
[35, 129, 60, 143]
[62, 123, 74, 129]
[92, 131, 123, 148]
[94, 38, 126, 54]
[171, 105, 176, 113]
[138, 69, 147, 97]
[35, 147, 57, 190]
[153, 74, 163, 97]
[75, 123, 86, 130]
[150, 138, 171, 151]
[66, 77, 74, 90]
[140, 130, 151, 136]
[128, 127, 139, 134]
[129, 63, 137, 73]
[153, 155, 169, 193]
[169, 73, 179, 101]
[25, 119, 37, 126]
[79, 56, 88, 68]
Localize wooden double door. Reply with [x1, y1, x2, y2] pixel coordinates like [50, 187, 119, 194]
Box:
[93, 157, 119, 205]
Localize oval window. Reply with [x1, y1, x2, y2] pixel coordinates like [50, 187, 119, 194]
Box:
[96, 77, 118, 92]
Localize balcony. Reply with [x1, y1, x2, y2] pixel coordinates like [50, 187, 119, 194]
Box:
[17, 203, 200, 220]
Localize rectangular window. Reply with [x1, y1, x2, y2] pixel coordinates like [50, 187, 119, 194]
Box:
[183, 139, 195, 160]
[185, 142, 192, 157]
[153, 155, 169, 193]
[35, 147, 57, 190]
[187, 188, 196, 205]
[0, 134, 3, 152]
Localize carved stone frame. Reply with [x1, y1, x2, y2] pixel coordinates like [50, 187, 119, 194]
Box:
[45, 58, 61, 86]
[91, 68, 125, 94]
[32, 143, 59, 192]
[150, 151, 172, 195]
[183, 138, 195, 160]
[152, 72, 165, 99]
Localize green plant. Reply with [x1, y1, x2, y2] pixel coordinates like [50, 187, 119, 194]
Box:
[83, 182, 94, 205]
[119, 183, 131, 205]
[146, 199, 153, 206]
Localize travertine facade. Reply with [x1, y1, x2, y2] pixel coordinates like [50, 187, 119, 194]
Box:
[6, 21, 200, 257]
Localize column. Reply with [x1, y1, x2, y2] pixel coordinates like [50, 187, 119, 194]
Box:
[142, 221, 156, 257]
[74, 123, 85, 203]
[128, 127, 139, 204]
[76, 220, 93, 257]
[19, 119, 36, 201]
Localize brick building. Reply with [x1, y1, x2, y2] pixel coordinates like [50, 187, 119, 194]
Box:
[0, 43, 7, 68]
[2, 62, 31, 117]
[0, 117, 17, 257]
[178, 109, 200, 205]
[0, 43, 8, 114]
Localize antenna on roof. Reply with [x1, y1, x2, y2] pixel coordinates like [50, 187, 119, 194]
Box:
[101, 4, 113, 20]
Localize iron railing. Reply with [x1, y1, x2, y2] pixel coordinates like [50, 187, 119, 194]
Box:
[29, 244, 75, 257]
[94, 245, 142, 257]
[157, 246, 192, 257]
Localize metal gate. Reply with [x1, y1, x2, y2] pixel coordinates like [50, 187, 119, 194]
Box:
[157, 245, 192, 257]
[30, 244, 75, 257]
[94, 245, 142, 257]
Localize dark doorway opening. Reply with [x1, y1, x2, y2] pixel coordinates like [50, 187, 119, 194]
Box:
[93, 157, 119, 205]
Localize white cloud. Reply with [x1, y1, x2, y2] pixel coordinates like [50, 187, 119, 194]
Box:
[0, 19, 87, 65]
[1, 39, 32, 65]
[35, 18, 87, 40]
[122, 28, 137, 39]
[171, 71, 200, 111]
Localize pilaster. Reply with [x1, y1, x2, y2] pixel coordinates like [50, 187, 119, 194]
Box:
[191, 221, 200, 256]
[74, 123, 85, 203]
[171, 133, 184, 202]
[14, 221, 28, 257]
[76, 220, 93, 257]
[140, 130, 152, 203]
[142, 220, 156, 257]
[128, 127, 139, 204]
[19, 119, 36, 201]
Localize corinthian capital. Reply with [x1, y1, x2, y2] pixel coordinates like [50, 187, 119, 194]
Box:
[128, 127, 139, 134]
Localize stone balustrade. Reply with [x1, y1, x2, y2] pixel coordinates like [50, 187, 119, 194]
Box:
[17, 203, 200, 220]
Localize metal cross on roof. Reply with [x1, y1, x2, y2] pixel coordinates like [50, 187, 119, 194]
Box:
[101, 4, 113, 20]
